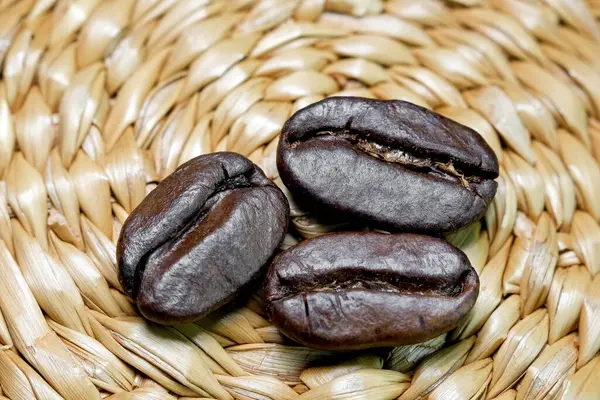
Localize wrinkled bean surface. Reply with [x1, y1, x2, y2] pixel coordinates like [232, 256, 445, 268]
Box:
[277, 97, 499, 234]
[118, 152, 289, 324]
[264, 232, 479, 350]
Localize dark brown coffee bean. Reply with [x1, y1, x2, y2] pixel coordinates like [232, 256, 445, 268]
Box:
[277, 97, 499, 234]
[117, 152, 289, 325]
[264, 232, 479, 350]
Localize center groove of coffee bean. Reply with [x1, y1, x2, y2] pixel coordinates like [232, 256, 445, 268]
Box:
[302, 131, 484, 190]
[215, 169, 253, 193]
[273, 270, 467, 302]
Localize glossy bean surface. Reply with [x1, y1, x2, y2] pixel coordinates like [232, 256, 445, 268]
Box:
[118, 152, 289, 324]
[264, 232, 479, 350]
[277, 97, 499, 234]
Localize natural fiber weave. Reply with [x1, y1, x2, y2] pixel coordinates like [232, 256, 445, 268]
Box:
[0, 0, 599, 398]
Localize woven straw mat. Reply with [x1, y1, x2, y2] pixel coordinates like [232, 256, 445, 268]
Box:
[1, 0, 600, 399]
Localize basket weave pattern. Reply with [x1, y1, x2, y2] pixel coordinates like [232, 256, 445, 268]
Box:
[0, 0, 600, 399]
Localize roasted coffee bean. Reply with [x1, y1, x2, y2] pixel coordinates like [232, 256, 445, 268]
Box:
[264, 232, 479, 350]
[118, 152, 289, 324]
[277, 97, 499, 234]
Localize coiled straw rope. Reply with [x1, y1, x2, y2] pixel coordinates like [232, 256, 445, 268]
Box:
[0, 0, 599, 399]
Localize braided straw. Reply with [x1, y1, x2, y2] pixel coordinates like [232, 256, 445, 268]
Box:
[0, 0, 600, 398]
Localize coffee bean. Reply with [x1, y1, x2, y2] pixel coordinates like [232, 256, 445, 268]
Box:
[264, 232, 479, 350]
[117, 152, 289, 324]
[277, 97, 499, 234]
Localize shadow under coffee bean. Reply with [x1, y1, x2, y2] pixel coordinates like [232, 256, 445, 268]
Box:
[264, 232, 479, 350]
[117, 152, 289, 325]
[277, 97, 500, 234]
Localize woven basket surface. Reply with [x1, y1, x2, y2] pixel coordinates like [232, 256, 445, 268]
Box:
[1, 0, 600, 399]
